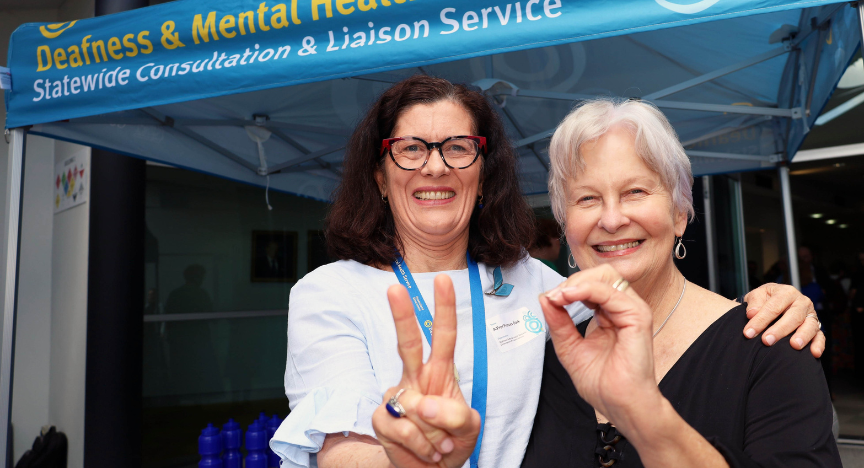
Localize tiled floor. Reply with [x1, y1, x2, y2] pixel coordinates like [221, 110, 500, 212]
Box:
[835, 374, 864, 438]
[839, 443, 864, 467]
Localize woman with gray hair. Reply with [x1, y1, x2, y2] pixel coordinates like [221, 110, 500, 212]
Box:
[368, 97, 838, 468]
[520, 98, 840, 466]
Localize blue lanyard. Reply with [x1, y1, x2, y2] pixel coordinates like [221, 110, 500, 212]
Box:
[391, 252, 488, 468]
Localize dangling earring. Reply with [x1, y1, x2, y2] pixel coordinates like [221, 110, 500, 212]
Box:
[381, 194, 388, 204]
[568, 249, 577, 269]
[674, 237, 687, 260]
[477, 194, 484, 209]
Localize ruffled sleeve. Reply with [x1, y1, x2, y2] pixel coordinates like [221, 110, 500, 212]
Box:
[270, 263, 385, 468]
[271, 387, 380, 468]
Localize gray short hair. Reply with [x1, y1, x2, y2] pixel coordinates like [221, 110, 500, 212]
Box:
[548, 98, 694, 226]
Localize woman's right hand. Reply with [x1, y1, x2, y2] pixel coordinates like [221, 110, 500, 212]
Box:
[541, 269, 662, 432]
[372, 274, 481, 468]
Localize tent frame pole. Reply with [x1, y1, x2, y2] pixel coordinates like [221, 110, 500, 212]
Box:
[1, 127, 27, 468]
[686, 150, 780, 163]
[778, 165, 801, 289]
[701, 176, 719, 292]
[643, 45, 791, 100]
[859, 3, 864, 65]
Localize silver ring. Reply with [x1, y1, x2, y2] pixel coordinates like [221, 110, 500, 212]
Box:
[612, 278, 629, 293]
[386, 389, 407, 418]
[806, 312, 822, 330]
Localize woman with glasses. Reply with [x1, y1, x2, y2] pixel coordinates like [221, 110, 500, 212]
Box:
[270, 75, 824, 468]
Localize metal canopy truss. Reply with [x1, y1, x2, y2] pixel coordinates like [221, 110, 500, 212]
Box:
[685, 150, 781, 163]
[642, 45, 792, 100]
[64, 110, 350, 177]
[266, 128, 343, 177]
[140, 107, 260, 173]
[266, 143, 347, 175]
[62, 31, 824, 182]
[492, 96, 550, 172]
[679, 115, 768, 147]
[487, 39, 818, 157]
[67, 116, 351, 137]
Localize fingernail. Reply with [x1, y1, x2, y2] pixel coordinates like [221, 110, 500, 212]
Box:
[765, 334, 776, 346]
[745, 328, 756, 339]
[560, 286, 579, 295]
[545, 288, 563, 302]
[795, 338, 804, 348]
[432, 452, 442, 462]
[420, 398, 438, 419]
[441, 438, 454, 454]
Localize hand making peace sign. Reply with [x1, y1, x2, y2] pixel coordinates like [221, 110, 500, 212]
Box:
[372, 274, 481, 468]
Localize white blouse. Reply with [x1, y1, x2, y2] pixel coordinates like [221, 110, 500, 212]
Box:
[271, 256, 591, 468]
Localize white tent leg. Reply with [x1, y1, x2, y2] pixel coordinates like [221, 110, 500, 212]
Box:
[702, 176, 718, 292]
[779, 166, 801, 289]
[0, 128, 26, 468]
[858, 3, 864, 50]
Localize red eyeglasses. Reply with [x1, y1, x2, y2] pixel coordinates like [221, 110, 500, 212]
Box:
[381, 136, 486, 170]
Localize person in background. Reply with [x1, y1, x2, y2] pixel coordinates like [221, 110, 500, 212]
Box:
[528, 218, 564, 274]
[165, 264, 220, 395]
[748, 260, 764, 290]
[799, 246, 831, 394]
[850, 253, 864, 386]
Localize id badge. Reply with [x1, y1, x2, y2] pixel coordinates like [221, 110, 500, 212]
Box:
[486, 307, 544, 352]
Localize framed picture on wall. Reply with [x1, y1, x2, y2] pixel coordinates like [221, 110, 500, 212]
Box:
[251, 230, 298, 282]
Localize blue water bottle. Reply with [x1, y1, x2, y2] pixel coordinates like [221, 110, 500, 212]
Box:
[221, 419, 243, 468]
[246, 420, 268, 468]
[266, 414, 282, 467]
[198, 423, 222, 468]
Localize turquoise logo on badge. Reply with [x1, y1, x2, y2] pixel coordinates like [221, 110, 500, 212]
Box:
[523, 310, 543, 334]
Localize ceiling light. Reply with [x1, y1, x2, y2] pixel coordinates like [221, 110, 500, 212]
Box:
[826, 219, 837, 225]
[810, 213, 823, 218]
[839, 224, 849, 229]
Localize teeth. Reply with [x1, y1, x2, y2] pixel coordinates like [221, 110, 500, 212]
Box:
[414, 191, 455, 200]
[596, 241, 641, 252]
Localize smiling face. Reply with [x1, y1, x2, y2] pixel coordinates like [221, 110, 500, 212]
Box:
[375, 100, 483, 250]
[564, 125, 687, 284]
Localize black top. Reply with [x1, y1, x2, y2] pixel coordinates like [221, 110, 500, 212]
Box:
[522, 305, 841, 468]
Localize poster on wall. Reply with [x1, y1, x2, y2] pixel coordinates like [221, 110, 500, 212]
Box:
[251, 230, 298, 283]
[54, 151, 89, 213]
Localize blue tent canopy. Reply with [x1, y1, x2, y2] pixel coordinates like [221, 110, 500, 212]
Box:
[2, 0, 863, 464]
[3, 0, 861, 200]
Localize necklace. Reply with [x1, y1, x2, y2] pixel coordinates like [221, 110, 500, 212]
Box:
[597, 278, 689, 424]
[653, 278, 687, 338]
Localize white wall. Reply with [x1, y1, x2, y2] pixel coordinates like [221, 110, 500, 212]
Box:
[10, 135, 55, 463]
[48, 141, 90, 468]
[1, 3, 93, 467]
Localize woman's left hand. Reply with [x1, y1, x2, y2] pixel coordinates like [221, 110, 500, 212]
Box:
[742, 283, 825, 358]
[371, 275, 481, 468]
[540, 275, 664, 431]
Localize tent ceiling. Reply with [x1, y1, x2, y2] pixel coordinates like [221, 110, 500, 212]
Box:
[25, 5, 859, 201]
[801, 54, 864, 151]
[5, 1, 859, 202]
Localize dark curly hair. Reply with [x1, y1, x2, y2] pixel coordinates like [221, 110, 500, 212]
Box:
[325, 75, 534, 267]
